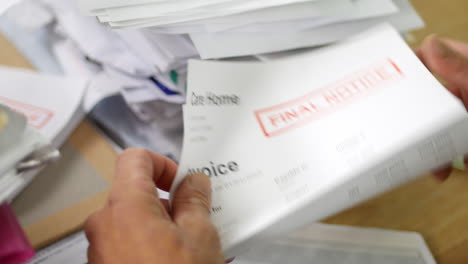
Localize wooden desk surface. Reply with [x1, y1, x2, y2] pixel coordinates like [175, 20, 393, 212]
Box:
[1, 0, 468, 262]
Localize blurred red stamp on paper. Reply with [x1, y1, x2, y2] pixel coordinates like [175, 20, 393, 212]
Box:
[255, 59, 403, 137]
[0, 96, 54, 129]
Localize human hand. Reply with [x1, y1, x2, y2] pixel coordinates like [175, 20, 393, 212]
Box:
[85, 148, 225, 264]
[416, 35, 468, 180]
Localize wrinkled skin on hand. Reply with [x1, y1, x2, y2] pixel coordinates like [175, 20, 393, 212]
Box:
[85, 148, 225, 264]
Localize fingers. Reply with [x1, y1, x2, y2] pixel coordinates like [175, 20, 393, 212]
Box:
[113, 148, 178, 191]
[444, 83, 463, 99]
[84, 211, 101, 243]
[443, 38, 468, 58]
[432, 156, 468, 181]
[172, 173, 222, 255]
[415, 47, 425, 65]
[432, 167, 452, 181]
[419, 36, 468, 182]
[160, 198, 171, 213]
[172, 173, 217, 241]
[460, 83, 468, 109]
[148, 151, 179, 191]
[109, 148, 178, 217]
[84, 211, 106, 264]
[225, 257, 236, 263]
[172, 173, 212, 220]
[419, 35, 468, 108]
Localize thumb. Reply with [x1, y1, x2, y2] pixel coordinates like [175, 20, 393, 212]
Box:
[420, 35, 468, 107]
[172, 174, 224, 264]
[172, 173, 213, 227]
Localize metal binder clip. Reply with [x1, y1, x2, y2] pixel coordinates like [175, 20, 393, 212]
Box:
[15, 145, 61, 174]
[0, 104, 60, 175]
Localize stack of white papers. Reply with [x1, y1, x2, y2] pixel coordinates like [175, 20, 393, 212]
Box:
[0, 105, 48, 203]
[4, 0, 196, 107]
[25, 224, 436, 264]
[38, 0, 194, 105]
[80, 0, 424, 58]
[0, 66, 86, 202]
[1, 1, 188, 159]
[233, 224, 436, 264]
[6, 0, 425, 114]
[170, 25, 468, 257]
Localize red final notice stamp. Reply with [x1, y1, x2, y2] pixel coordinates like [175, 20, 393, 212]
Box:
[254, 59, 404, 137]
[0, 96, 54, 129]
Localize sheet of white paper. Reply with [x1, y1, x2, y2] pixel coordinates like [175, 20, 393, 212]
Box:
[0, 0, 21, 15]
[105, 0, 317, 28]
[105, 0, 350, 27]
[107, 0, 396, 30]
[0, 106, 35, 193]
[80, 0, 317, 16]
[228, 1, 397, 33]
[0, 125, 48, 203]
[4, 0, 54, 29]
[52, 39, 99, 80]
[103, 0, 294, 21]
[115, 29, 173, 73]
[83, 72, 121, 112]
[204, 0, 397, 33]
[234, 224, 436, 264]
[190, 0, 423, 59]
[0, 66, 85, 142]
[137, 23, 208, 34]
[51, 39, 121, 113]
[0, 66, 86, 201]
[42, 0, 155, 77]
[0, 105, 26, 150]
[25, 224, 435, 264]
[26, 232, 88, 264]
[172, 24, 468, 257]
[138, 31, 199, 71]
[0, 107, 29, 176]
[203, 0, 353, 26]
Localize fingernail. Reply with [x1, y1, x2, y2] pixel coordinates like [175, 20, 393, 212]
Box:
[225, 257, 236, 263]
[186, 173, 212, 196]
